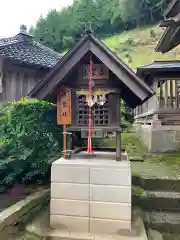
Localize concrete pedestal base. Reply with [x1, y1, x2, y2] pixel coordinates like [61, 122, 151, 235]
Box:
[50, 153, 131, 235]
[49, 216, 147, 240]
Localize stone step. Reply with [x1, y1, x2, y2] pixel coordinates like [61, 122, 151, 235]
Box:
[132, 176, 180, 192]
[133, 190, 180, 212]
[162, 233, 180, 240]
[144, 211, 180, 234]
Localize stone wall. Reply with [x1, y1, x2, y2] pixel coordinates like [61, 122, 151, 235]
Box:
[135, 124, 152, 151]
[135, 123, 180, 152]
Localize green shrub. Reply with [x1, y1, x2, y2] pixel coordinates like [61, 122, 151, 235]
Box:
[0, 98, 62, 191]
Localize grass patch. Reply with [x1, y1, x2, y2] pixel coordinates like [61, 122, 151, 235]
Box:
[103, 26, 180, 71]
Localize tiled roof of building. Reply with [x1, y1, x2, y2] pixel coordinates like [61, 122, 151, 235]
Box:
[138, 61, 180, 70]
[0, 25, 61, 68]
[136, 60, 180, 83]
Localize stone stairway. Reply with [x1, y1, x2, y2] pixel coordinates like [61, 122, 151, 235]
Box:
[145, 211, 180, 234]
[132, 177, 180, 239]
[134, 190, 180, 212]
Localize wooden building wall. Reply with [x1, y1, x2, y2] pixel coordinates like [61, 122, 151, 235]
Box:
[0, 59, 49, 103]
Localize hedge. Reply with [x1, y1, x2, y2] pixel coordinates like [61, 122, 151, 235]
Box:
[0, 98, 62, 192]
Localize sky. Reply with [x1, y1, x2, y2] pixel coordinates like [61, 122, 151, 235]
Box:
[0, 0, 73, 38]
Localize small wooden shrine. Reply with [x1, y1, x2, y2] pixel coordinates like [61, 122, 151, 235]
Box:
[29, 31, 154, 237]
[29, 30, 153, 160]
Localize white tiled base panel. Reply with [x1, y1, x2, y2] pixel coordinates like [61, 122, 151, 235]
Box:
[50, 154, 131, 235]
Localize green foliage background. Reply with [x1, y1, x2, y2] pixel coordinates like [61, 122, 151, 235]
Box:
[0, 98, 62, 192]
[30, 0, 170, 52]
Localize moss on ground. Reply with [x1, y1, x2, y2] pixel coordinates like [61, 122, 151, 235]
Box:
[132, 186, 145, 196]
[102, 130, 180, 179]
[163, 234, 180, 240]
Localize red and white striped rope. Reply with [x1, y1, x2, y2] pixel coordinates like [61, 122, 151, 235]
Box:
[88, 55, 93, 153]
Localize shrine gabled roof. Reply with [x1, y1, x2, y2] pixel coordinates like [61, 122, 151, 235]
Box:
[137, 60, 180, 77]
[155, 21, 180, 53]
[163, 0, 180, 19]
[0, 26, 61, 68]
[137, 60, 180, 85]
[28, 30, 154, 108]
[137, 60, 180, 72]
[155, 0, 180, 53]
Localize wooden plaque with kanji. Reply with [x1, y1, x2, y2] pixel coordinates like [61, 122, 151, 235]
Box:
[57, 88, 72, 125]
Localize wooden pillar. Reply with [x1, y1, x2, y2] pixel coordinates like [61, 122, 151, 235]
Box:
[159, 80, 163, 108]
[150, 79, 159, 111]
[170, 80, 174, 108]
[164, 80, 168, 108]
[175, 80, 179, 108]
[116, 96, 121, 161]
[62, 131, 73, 159]
[67, 132, 73, 159]
[116, 130, 121, 161]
